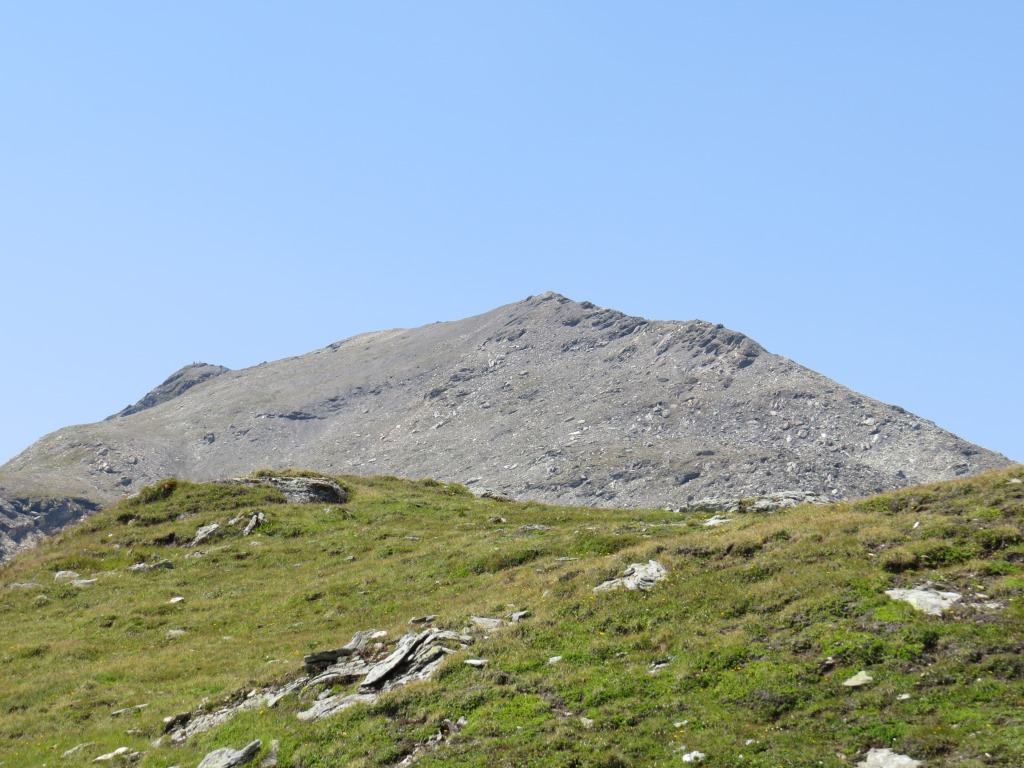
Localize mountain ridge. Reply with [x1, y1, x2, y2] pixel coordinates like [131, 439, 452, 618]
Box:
[0, 292, 1011, 561]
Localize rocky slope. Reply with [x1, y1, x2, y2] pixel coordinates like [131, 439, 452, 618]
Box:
[0, 292, 1011, 560]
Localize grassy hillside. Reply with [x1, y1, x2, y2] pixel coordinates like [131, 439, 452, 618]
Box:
[2, 467, 1023, 767]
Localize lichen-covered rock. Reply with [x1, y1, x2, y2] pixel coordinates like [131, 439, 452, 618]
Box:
[224, 476, 348, 504]
[593, 560, 668, 592]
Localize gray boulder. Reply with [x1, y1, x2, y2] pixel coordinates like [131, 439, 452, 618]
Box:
[594, 560, 668, 592]
[197, 740, 262, 768]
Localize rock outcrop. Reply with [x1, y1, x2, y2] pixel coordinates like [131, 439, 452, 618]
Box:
[107, 362, 230, 419]
[0, 492, 98, 562]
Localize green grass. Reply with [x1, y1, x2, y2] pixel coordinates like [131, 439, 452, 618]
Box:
[1, 468, 1024, 766]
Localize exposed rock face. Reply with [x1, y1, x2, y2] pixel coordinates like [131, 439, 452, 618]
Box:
[0, 293, 1012, 561]
[107, 362, 230, 419]
[0, 492, 98, 562]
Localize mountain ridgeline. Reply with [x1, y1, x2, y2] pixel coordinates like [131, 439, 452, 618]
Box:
[0, 292, 1011, 561]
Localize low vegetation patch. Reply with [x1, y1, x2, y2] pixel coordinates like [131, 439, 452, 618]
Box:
[0, 469, 1023, 766]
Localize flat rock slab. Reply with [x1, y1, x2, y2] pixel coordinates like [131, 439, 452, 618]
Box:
[470, 616, 504, 631]
[198, 740, 262, 768]
[885, 587, 962, 616]
[297, 692, 377, 722]
[593, 560, 668, 592]
[856, 748, 921, 767]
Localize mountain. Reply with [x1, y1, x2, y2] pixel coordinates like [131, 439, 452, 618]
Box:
[2, 467, 1023, 765]
[0, 292, 1012, 561]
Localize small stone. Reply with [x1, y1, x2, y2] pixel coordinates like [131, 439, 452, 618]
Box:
[409, 615, 437, 625]
[548, 656, 563, 665]
[897, 693, 911, 701]
[94, 746, 131, 761]
[72, 579, 99, 587]
[259, 739, 280, 768]
[166, 629, 187, 639]
[192, 523, 220, 547]
[579, 717, 594, 728]
[1009, 478, 1022, 484]
[169, 596, 185, 604]
[54, 570, 80, 581]
[62, 742, 94, 758]
[702, 515, 733, 527]
[519, 524, 550, 532]
[507, 610, 530, 623]
[681, 751, 706, 763]
[243, 513, 265, 536]
[111, 703, 148, 716]
[464, 658, 488, 667]
[843, 670, 874, 687]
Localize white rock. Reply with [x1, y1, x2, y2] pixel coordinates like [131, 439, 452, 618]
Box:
[681, 751, 706, 762]
[842, 670, 873, 687]
[885, 587, 961, 616]
[94, 746, 131, 761]
[856, 747, 922, 767]
[63, 742, 94, 758]
[548, 656, 563, 665]
[593, 560, 668, 592]
[464, 658, 488, 668]
[54, 570, 80, 581]
[702, 515, 733, 527]
[169, 596, 185, 604]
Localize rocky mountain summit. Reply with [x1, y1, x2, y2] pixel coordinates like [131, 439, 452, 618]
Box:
[106, 362, 230, 419]
[0, 292, 1011, 560]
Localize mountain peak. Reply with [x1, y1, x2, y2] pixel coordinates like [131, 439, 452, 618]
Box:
[0, 296, 1012, 561]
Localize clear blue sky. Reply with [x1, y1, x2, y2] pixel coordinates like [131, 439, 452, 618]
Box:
[1, 3, 1021, 465]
